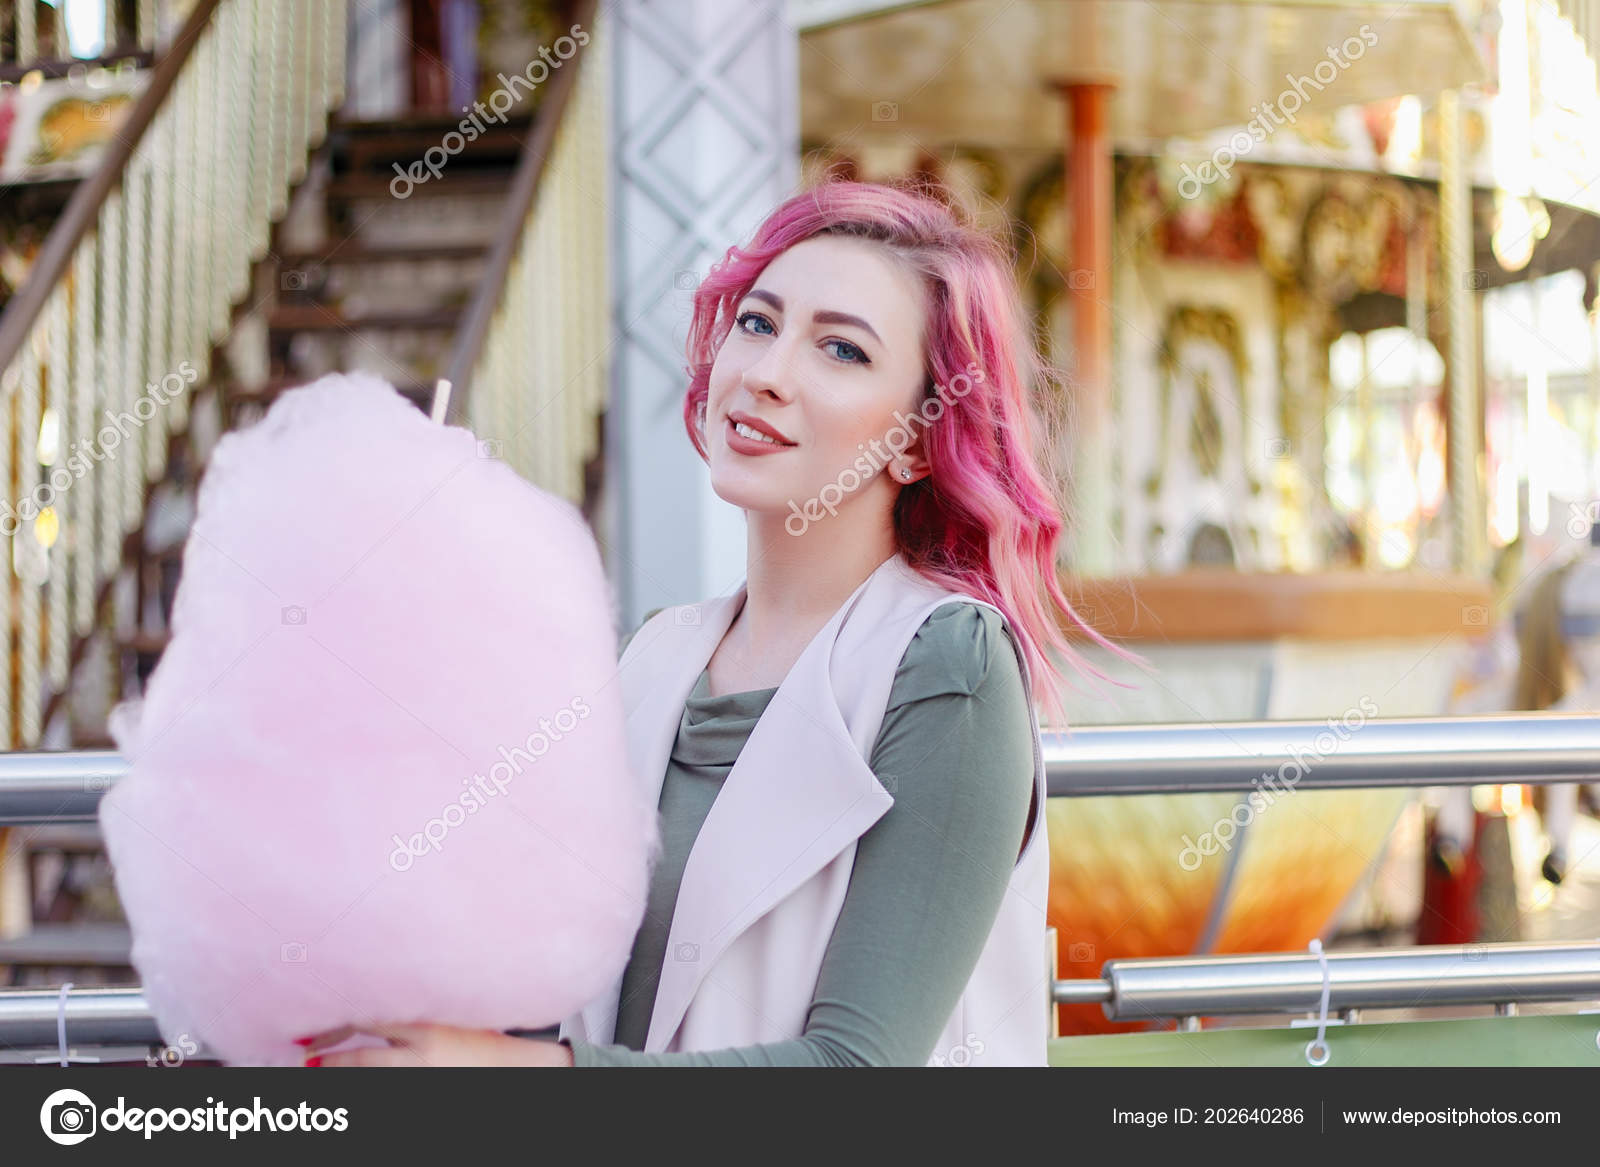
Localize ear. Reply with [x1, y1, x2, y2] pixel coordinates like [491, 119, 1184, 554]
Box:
[893, 440, 931, 485]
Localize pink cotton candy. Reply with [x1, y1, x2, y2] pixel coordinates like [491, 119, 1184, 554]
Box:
[99, 371, 657, 1066]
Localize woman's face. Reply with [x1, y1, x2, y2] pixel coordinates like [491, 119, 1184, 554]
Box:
[704, 234, 929, 523]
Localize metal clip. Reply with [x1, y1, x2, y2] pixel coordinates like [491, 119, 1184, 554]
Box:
[1304, 941, 1332, 1067]
[34, 983, 102, 1067]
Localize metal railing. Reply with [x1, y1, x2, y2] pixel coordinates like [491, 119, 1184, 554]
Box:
[0, 0, 348, 750]
[3, 713, 1599, 1053]
[9, 939, 1597, 1060]
[0, 750, 117, 825]
[1054, 942, 1600, 1019]
[5, 712, 1600, 824]
[430, 0, 608, 506]
[0, 987, 160, 1053]
[1037, 711, 1600, 796]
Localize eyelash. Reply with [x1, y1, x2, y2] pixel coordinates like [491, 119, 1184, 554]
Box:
[734, 310, 870, 366]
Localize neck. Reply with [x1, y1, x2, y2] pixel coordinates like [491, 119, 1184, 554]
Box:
[735, 494, 899, 657]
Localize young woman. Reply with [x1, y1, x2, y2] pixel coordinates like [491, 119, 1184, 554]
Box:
[304, 179, 1128, 1068]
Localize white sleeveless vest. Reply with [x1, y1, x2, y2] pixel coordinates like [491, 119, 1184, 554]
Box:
[560, 552, 1050, 1065]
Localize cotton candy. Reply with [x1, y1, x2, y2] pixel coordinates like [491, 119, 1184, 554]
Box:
[99, 371, 657, 1066]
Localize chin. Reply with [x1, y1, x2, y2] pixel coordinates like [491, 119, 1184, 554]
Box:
[709, 476, 789, 514]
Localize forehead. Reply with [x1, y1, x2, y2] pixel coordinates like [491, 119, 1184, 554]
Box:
[753, 234, 926, 342]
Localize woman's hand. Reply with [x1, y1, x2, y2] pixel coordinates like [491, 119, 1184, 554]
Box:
[299, 1023, 573, 1067]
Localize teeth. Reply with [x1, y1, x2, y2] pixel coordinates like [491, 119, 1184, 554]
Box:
[734, 421, 784, 445]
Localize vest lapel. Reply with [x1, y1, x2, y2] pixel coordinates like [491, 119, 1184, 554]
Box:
[573, 585, 743, 1045]
[644, 560, 898, 1052]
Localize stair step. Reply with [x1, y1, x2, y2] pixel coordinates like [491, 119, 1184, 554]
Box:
[326, 170, 510, 202]
[223, 376, 433, 405]
[266, 305, 462, 333]
[332, 111, 534, 136]
[276, 242, 490, 268]
[341, 124, 531, 172]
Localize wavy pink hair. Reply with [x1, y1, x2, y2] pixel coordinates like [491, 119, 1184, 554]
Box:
[681, 179, 1143, 728]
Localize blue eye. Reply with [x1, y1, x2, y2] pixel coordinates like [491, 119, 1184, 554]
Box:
[824, 339, 869, 365]
[735, 310, 774, 335]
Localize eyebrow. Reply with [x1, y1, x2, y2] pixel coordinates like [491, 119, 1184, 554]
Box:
[744, 288, 882, 345]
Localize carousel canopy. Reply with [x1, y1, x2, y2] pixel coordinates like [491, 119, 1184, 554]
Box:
[793, 0, 1490, 147]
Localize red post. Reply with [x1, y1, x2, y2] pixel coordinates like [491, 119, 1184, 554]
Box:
[1064, 82, 1113, 411]
[1055, 80, 1117, 572]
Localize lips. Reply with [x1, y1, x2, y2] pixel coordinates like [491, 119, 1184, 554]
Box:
[727, 411, 796, 446]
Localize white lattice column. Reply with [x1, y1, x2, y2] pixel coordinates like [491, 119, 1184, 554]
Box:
[605, 0, 799, 629]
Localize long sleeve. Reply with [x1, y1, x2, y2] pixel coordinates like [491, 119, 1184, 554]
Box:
[564, 603, 1036, 1067]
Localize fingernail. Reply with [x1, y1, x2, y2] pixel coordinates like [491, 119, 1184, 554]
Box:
[292, 1037, 314, 1046]
[304, 1055, 322, 1067]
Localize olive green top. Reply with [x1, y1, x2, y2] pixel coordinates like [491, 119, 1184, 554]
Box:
[564, 601, 1036, 1066]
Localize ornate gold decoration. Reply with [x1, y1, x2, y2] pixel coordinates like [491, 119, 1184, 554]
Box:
[1149, 305, 1253, 501]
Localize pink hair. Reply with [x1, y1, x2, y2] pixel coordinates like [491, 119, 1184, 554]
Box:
[681, 178, 1144, 728]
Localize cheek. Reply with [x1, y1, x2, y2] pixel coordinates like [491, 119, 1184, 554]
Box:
[820, 399, 900, 454]
[706, 343, 745, 403]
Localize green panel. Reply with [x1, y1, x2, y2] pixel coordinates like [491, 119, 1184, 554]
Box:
[1048, 1014, 1600, 1067]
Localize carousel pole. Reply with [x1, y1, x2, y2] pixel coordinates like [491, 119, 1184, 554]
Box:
[1057, 78, 1117, 575]
[1439, 89, 1487, 576]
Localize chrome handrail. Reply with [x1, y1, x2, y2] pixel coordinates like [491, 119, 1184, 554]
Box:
[0, 748, 119, 824]
[1040, 712, 1600, 797]
[0, 988, 161, 1050]
[1054, 941, 1600, 1020]
[4, 713, 1599, 824]
[3, 715, 1599, 1053]
[4, 939, 1598, 1053]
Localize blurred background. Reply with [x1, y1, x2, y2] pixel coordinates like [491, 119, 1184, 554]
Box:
[2, 0, 1600, 1057]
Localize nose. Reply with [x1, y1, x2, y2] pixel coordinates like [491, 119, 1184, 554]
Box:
[740, 337, 797, 404]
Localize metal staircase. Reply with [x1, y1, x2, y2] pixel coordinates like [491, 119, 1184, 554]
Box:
[0, 0, 607, 752]
[0, 0, 609, 984]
